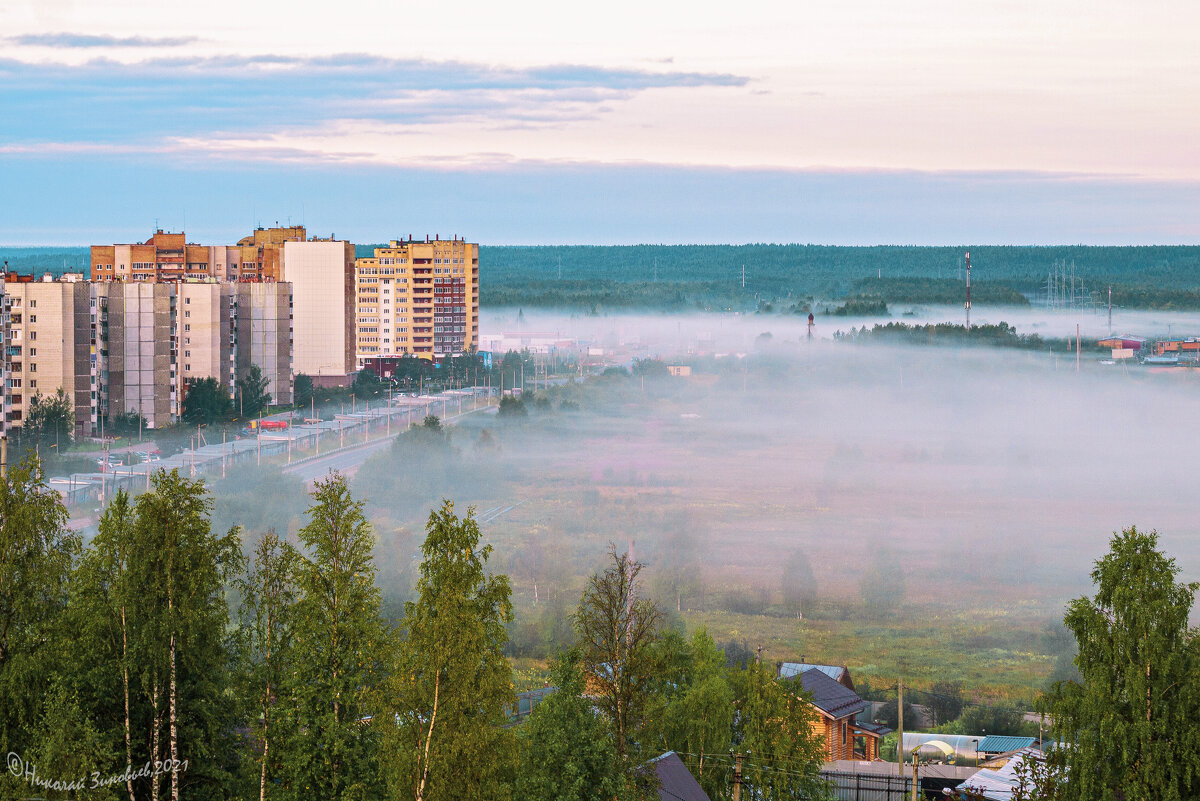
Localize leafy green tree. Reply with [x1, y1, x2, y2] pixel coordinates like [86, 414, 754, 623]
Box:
[516, 649, 622, 801]
[351, 369, 385, 400]
[731, 661, 828, 800]
[926, 680, 964, 727]
[182, 377, 234, 425]
[107, 409, 148, 438]
[130, 470, 245, 800]
[653, 629, 733, 799]
[0, 454, 76, 759]
[1042, 526, 1200, 801]
[24, 387, 74, 447]
[781, 548, 816, 619]
[237, 364, 273, 419]
[237, 530, 299, 801]
[67, 490, 139, 800]
[22, 680, 119, 800]
[574, 547, 663, 793]
[282, 475, 387, 801]
[497, 396, 528, 418]
[383, 500, 516, 801]
[293, 374, 314, 410]
[956, 703, 1027, 736]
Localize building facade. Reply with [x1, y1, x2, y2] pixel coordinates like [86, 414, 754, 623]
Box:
[281, 238, 355, 383]
[91, 226, 307, 283]
[354, 236, 479, 365]
[2, 274, 92, 432]
[0, 273, 292, 435]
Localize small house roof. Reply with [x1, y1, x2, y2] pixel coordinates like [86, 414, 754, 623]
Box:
[649, 752, 711, 801]
[779, 662, 854, 690]
[795, 668, 866, 719]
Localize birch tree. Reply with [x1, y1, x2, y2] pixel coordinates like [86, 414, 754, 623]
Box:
[1042, 526, 1200, 801]
[383, 500, 516, 801]
[236, 530, 299, 801]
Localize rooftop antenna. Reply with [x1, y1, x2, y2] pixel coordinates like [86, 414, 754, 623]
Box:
[964, 250, 972, 330]
[741, 264, 745, 289]
[1108, 286, 1112, 331]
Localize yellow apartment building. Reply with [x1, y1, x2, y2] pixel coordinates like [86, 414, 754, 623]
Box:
[354, 236, 479, 364]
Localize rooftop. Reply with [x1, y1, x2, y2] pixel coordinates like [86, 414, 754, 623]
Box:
[794, 668, 866, 719]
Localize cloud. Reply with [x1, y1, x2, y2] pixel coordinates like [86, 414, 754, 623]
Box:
[7, 33, 199, 48]
[0, 54, 748, 147]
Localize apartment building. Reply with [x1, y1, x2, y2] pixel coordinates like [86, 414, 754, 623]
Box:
[91, 226, 348, 385]
[2, 274, 93, 432]
[354, 236, 479, 365]
[0, 273, 292, 435]
[91, 226, 307, 283]
[93, 282, 177, 429]
[234, 282, 293, 405]
[281, 238, 354, 384]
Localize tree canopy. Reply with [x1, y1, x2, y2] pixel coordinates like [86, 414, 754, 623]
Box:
[1042, 526, 1200, 801]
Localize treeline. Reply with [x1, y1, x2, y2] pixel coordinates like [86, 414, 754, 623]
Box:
[470, 244, 1200, 310]
[850, 276, 1030, 306]
[0, 457, 829, 801]
[834, 321, 1049, 350]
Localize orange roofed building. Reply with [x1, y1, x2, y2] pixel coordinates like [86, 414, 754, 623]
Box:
[90, 226, 307, 283]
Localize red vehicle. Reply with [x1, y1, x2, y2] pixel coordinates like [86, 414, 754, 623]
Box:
[252, 419, 289, 431]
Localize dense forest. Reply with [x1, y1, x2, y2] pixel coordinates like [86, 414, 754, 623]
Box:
[6, 244, 1200, 310]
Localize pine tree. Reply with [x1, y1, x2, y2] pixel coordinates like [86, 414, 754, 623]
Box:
[1042, 526, 1200, 801]
[282, 475, 386, 801]
[382, 500, 516, 801]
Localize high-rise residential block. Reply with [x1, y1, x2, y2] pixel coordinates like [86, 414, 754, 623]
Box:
[281, 238, 354, 384]
[0, 271, 293, 435]
[91, 226, 349, 386]
[354, 236, 478, 365]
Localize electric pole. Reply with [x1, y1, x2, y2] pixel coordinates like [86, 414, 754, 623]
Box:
[732, 753, 743, 801]
[897, 678, 905, 776]
[964, 251, 972, 330]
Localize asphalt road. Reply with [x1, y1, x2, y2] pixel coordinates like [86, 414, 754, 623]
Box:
[283, 399, 495, 484]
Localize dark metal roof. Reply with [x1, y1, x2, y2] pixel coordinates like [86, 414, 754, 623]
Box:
[852, 720, 893, 737]
[795, 668, 867, 719]
[650, 752, 712, 801]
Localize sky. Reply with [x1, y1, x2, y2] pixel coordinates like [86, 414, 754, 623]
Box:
[1, 0, 1198, 245]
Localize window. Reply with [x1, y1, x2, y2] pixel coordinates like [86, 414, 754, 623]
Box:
[28, 380, 35, 389]
[29, 332, 35, 341]
[29, 300, 36, 308]
[29, 315, 35, 323]
[185, 364, 191, 371]
[185, 337, 190, 345]
[28, 348, 35, 357]
[185, 324, 190, 331]
[185, 350, 191, 358]
[185, 310, 190, 318]
[29, 363, 36, 373]
[186, 297, 190, 304]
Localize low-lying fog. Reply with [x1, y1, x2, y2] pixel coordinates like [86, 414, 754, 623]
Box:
[485, 304, 1200, 353]
[471, 306, 1200, 611]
